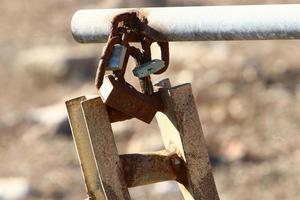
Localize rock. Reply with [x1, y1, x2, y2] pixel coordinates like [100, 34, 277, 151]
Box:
[130, 181, 181, 200]
[210, 104, 226, 123]
[23, 102, 71, 137]
[228, 97, 249, 121]
[54, 117, 72, 137]
[14, 46, 98, 82]
[26, 102, 67, 127]
[0, 112, 20, 129]
[1, 84, 96, 137]
[0, 177, 30, 200]
[25, 100, 78, 137]
[221, 138, 247, 162]
[20, 84, 96, 137]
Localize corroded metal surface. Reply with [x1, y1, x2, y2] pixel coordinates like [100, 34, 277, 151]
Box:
[65, 97, 105, 200]
[68, 9, 219, 198]
[81, 97, 131, 200]
[156, 79, 219, 200]
[99, 75, 163, 123]
[66, 81, 220, 199]
[72, 5, 300, 43]
[120, 150, 187, 188]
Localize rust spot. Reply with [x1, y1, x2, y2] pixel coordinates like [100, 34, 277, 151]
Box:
[137, 8, 150, 21]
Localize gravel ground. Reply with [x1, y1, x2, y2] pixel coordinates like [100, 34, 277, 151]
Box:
[1, 0, 300, 199]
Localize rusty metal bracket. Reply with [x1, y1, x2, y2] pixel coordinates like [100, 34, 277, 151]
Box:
[65, 79, 219, 200]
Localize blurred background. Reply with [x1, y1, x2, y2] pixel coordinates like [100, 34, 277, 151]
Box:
[1, 0, 300, 199]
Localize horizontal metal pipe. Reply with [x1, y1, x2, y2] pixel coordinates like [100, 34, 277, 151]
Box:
[71, 4, 300, 43]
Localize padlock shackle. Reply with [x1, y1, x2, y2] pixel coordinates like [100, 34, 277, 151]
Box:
[112, 45, 143, 83]
[95, 36, 124, 89]
[155, 41, 169, 74]
[96, 33, 145, 89]
[140, 36, 169, 75]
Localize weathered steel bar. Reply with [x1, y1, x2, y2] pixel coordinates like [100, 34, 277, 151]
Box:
[72, 4, 300, 43]
[120, 151, 187, 188]
[156, 79, 219, 199]
[81, 96, 131, 199]
[66, 96, 186, 198]
[66, 97, 106, 200]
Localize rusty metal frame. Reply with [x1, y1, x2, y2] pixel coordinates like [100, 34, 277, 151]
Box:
[156, 79, 219, 199]
[65, 79, 219, 200]
[66, 96, 106, 199]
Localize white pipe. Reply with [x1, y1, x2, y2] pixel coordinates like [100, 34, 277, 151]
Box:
[71, 4, 300, 43]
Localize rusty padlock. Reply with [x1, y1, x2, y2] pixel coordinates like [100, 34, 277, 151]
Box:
[98, 33, 164, 123]
[134, 37, 170, 96]
[132, 59, 165, 78]
[99, 75, 163, 123]
[106, 44, 127, 71]
[102, 36, 163, 123]
[139, 35, 170, 75]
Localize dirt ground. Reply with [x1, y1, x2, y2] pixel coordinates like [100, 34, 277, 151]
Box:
[1, 0, 300, 199]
